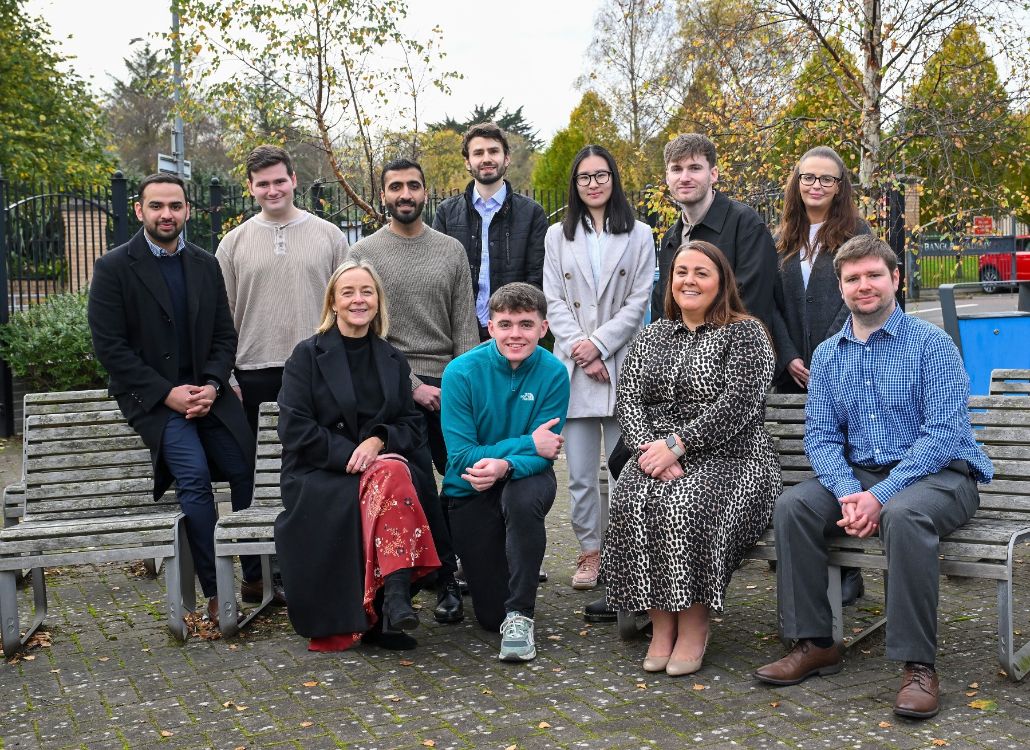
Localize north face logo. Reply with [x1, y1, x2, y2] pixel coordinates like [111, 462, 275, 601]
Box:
[519, 392, 535, 402]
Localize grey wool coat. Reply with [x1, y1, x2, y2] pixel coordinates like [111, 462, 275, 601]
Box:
[543, 220, 655, 419]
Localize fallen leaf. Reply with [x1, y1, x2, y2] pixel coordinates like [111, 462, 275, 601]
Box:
[692, 683, 706, 691]
[931, 740, 948, 747]
[422, 741, 436, 748]
[769, 701, 780, 708]
[635, 682, 647, 690]
[389, 696, 401, 702]
[851, 627, 864, 633]
[222, 701, 235, 708]
[302, 681, 319, 687]
[968, 698, 998, 711]
[537, 721, 551, 729]
[878, 721, 892, 728]
[22, 654, 35, 661]
[552, 667, 563, 673]
[578, 630, 589, 637]
[968, 682, 979, 688]
[235, 705, 247, 712]
[399, 659, 415, 666]
[159, 730, 173, 737]
[98, 657, 109, 662]
[504, 745, 517, 750]
[481, 688, 493, 695]
[546, 635, 561, 641]
[300, 721, 313, 728]
[965, 690, 978, 697]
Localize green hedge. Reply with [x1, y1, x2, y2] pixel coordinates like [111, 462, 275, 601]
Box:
[0, 291, 107, 391]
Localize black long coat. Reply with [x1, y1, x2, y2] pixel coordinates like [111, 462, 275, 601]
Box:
[87, 230, 253, 499]
[274, 327, 434, 638]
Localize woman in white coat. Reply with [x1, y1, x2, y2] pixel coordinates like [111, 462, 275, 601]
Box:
[543, 144, 655, 590]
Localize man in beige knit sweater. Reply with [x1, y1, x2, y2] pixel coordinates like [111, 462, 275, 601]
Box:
[216, 145, 349, 435]
[348, 157, 478, 624]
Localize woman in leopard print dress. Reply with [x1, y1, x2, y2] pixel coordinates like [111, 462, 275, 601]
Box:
[601, 240, 781, 676]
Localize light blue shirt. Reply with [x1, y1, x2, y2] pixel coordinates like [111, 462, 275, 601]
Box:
[473, 183, 507, 326]
[805, 305, 993, 503]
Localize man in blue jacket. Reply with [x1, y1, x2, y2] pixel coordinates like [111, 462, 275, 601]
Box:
[441, 283, 570, 661]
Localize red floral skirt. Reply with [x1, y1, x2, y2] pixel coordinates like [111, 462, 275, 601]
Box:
[309, 457, 440, 651]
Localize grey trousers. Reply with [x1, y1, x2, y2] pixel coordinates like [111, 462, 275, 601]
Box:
[565, 416, 621, 552]
[774, 460, 979, 664]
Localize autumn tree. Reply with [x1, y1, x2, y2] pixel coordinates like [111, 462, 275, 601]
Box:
[765, 0, 1030, 196]
[901, 22, 1029, 227]
[179, 0, 457, 223]
[0, 0, 110, 183]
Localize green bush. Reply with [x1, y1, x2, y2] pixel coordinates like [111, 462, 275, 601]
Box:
[0, 291, 107, 391]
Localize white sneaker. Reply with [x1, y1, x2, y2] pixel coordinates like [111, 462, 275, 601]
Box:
[498, 612, 536, 661]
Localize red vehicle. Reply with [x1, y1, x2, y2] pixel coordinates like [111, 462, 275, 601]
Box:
[979, 235, 1030, 293]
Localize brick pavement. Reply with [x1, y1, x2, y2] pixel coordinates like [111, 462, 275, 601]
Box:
[1, 449, 1028, 750]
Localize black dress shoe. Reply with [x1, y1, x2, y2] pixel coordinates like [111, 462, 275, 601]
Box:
[841, 567, 865, 607]
[240, 579, 287, 606]
[434, 578, 464, 624]
[583, 595, 617, 623]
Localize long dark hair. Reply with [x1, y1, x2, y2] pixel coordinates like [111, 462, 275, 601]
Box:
[776, 146, 861, 263]
[663, 241, 754, 329]
[561, 144, 635, 241]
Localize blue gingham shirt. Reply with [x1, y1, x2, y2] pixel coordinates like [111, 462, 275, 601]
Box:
[143, 231, 186, 257]
[805, 305, 993, 504]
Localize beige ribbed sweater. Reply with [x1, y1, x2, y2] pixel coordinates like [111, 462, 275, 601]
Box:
[216, 212, 348, 369]
[348, 225, 478, 385]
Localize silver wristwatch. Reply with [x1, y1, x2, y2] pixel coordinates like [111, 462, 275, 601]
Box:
[666, 433, 685, 458]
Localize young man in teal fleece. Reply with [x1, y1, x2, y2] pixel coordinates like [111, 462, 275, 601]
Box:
[441, 282, 570, 661]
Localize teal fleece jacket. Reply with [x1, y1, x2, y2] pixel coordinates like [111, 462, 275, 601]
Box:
[441, 340, 570, 497]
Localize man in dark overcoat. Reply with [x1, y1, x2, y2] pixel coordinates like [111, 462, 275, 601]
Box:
[87, 173, 268, 624]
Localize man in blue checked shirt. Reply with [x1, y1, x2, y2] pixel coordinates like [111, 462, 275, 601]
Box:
[755, 235, 992, 720]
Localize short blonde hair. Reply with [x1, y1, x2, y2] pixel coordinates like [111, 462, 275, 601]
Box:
[317, 258, 390, 337]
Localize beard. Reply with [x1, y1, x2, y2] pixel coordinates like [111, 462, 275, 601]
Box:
[470, 161, 507, 185]
[386, 197, 426, 224]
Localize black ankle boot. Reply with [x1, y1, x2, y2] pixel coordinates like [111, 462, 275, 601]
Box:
[382, 569, 419, 633]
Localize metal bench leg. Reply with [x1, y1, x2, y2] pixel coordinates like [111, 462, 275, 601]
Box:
[617, 610, 651, 640]
[1, 567, 48, 659]
[215, 552, 240, 637]
[143, 558, 165, 576]
[165, 520, 193, 642]
[998, 532, 1030, 681]
[828, 565, 843, 645]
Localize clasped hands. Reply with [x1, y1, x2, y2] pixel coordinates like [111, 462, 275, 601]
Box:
[571, 339, 608, 383]
[165, 383, 216, 419]
[637, 436, 685, 481]
[461, 418, 564, 492]
[837, 490, 881, 538]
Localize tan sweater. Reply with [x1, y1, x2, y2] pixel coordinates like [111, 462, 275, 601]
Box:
[216, 212, 348, 369]
[348, 225, 478, 385]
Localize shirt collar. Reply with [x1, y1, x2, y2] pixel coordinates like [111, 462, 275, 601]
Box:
[473, 183, 507, 211]
[143, 231, 186, 258]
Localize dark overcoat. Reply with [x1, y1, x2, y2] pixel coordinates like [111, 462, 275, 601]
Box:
[87, 229, 253, 499]
[274, 327, 433, 638]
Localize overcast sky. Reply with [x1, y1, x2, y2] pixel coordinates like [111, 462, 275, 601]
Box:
[26, 0, 598, 142]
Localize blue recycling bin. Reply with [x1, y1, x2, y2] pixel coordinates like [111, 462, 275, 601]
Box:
[939, 282, 1030, 394]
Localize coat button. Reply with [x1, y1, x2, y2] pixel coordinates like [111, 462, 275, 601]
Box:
[565, 272, 572, 279]
[336, 422, 345, 429]
[619, 269, 626, 276]
[806, 296, 814, 302]
[573, 301, 581, 308]
[163, 353, 172, 359]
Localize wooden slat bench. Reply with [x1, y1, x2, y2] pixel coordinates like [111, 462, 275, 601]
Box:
[0, 390, 194, 657]
[745, 391, 1030, 681]
[213, 401, 282, 636]
[990, 368, 1030, 397]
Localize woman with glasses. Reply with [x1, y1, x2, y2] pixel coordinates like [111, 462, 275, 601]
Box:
[771, 146, 869, 393]
[543, 144, 654, 591]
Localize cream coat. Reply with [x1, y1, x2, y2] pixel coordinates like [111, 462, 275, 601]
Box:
[543, 220, 655, 418]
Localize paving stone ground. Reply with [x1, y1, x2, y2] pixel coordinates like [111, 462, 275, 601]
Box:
[1, 439, 1028, 749]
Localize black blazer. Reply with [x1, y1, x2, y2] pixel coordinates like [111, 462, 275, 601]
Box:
[87, 229, 253, 498]
[274, 327, 433, 637]
[771, 221, 872, 370]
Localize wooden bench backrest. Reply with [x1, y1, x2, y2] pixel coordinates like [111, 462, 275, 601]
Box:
[990, 368, 1030, 397]
[765, 392, 1030, 523]
[21, 390, 175, 520]
[254, 402, 282, 507]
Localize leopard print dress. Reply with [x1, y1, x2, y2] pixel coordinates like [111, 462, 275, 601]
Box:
[601, 317, 781, 613]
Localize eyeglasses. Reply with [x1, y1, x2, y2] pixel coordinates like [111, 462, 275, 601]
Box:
[799, 173, 843, 187]
[576, 171, 612, 187]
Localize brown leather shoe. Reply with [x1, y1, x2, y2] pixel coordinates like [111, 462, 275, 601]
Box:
[894, 663, 940, 719]
[240, 579, 287, 606]
[206, 595, 220, 626]
[754, 640, 843, 685]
